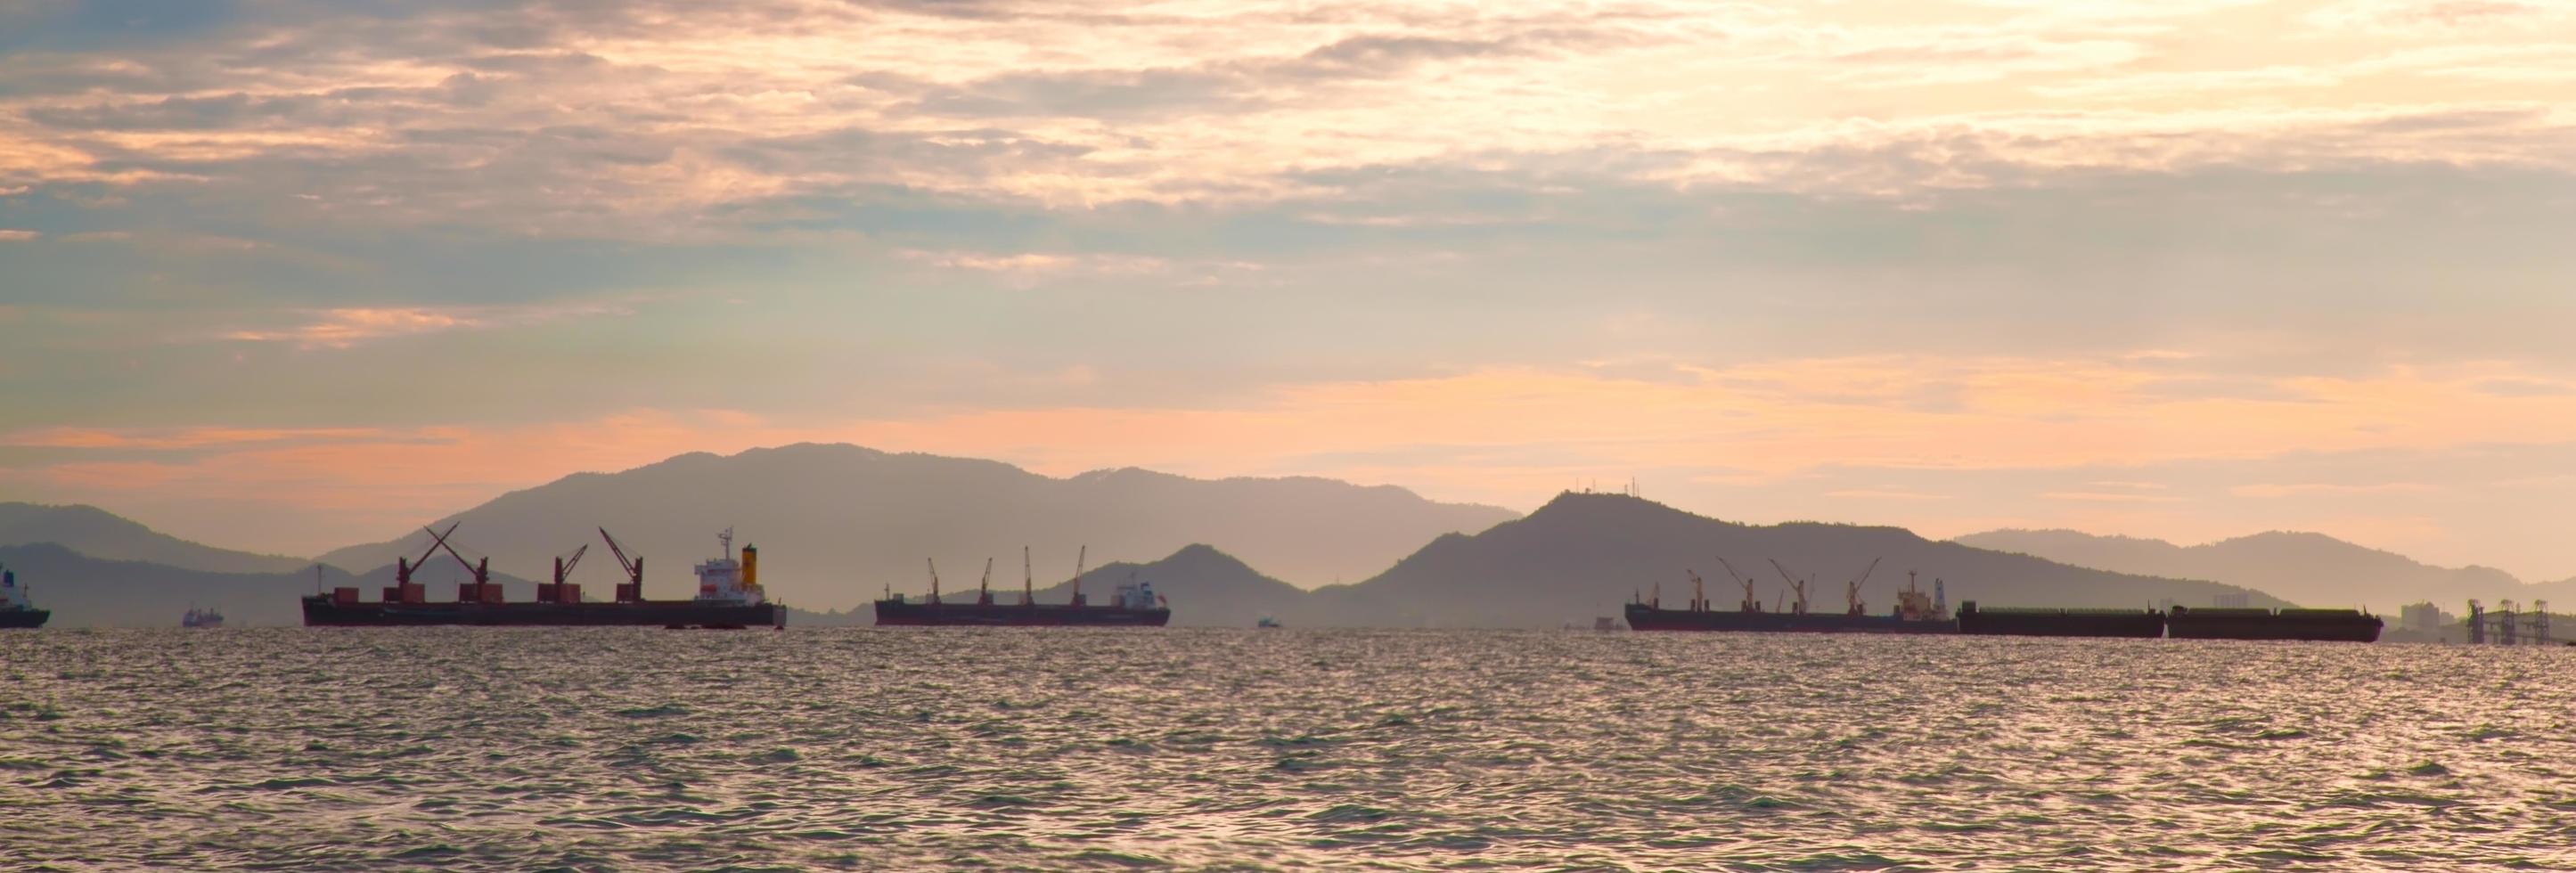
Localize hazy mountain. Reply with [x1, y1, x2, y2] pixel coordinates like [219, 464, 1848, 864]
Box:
[0, 544, 545, 628]
[315, 444, 1515, 609]
[0, 543, 326, 627]
[1953, 529, 2528, 610]
[1314, 492, 2280, 628]
[0, 502, 310, 574]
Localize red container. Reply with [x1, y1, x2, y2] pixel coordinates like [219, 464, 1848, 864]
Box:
[480, 585, 506, 604]
[536, 583, 560, 603]
[556, 583, 582, 604]
[332, 587, 360, 605]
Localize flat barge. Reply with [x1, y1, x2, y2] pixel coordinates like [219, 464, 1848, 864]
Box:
[2166, 606, 2382, 642]
[303, 526, 781, 629]
[1956, 601, 2165, 638]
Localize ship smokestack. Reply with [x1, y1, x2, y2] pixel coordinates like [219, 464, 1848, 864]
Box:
[741, 544, 758, 589]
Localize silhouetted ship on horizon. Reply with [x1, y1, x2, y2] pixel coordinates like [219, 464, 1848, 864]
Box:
[1955, 601, 2165, 638]
[872, 546, 1172, 626]
[0, 566, 48, 629]
[1623, 560, 1956, 634]
[301, 526, 782, 629]
[2166, 606, 2383, 641]
[182, 606, 225, 629]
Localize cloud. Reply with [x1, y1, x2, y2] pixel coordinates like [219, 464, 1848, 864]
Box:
[217, 301, 631, 349]
[0, 229, 38, 241]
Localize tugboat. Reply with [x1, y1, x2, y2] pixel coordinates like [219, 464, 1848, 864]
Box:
[182, 607, 226, 629]
[0, 565, 48, 628]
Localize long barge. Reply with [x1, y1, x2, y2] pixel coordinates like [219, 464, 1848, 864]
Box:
[872, 548, 1170, 627]
[2166, 606, 2382, 642]
[302, 526, 781, 629]
[1956, 601, 2165, 638]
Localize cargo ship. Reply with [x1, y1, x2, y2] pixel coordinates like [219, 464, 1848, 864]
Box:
[1955, 601, 2163, 638]
[302, 526, 783, 628]
[182, 607, 225, 629]
[2166, 606, 2382, 642]
[0, 566, 48, 629]
[1623, 560, 1955, 634]
[872, 547, 1171, 626]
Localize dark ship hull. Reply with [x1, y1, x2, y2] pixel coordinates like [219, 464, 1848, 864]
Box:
[872, 600, 1171, 626]
[302, 596, 780, 628]
[0, 608, 48, 629]
[2167, 607, 2381, 642]
[1956, 603, 2165, 638]
[1623, 604, 1954, 633]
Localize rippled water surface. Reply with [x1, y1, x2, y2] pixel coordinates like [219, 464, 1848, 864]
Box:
[5, 629, 2575, 870]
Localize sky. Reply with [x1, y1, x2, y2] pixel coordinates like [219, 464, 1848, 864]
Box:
[2, 0, 2572, 582]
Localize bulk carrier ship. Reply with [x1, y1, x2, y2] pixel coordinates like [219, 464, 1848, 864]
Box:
[0, 566, 48, 629]
[1623, 559, 1955, 633]
[872, 546, 1171, 626]
[302, 526, 782, 628]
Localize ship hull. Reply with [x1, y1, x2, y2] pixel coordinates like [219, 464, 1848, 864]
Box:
[872, 600, 1171, 626]
[301, 597, 781, 628]
[1957, 608, 2165, 638]
[1623, 605, 1955, 633]
[0, 608, 48, 629]
[2167, 609, 2382, 642]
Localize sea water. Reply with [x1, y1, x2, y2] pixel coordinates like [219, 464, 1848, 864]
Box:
[4, 628, 2572, 870]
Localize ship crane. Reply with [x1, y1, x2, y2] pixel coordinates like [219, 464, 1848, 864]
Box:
[544, 543, 589, 605]
[396, 522, 461, 588]
[977, 557, 994, 606]
[599, 527, 643, 601]
[1844, 557, 1880, 616]
[926, 559, 942, 605]
[1021, 546, 1034, 607]
[1716, 557, 1761, 612]
[1070, 545, 1088, 607]
[1768, 559, 1811, 615]
[429, 525, 492, 600]
[1686, 569, 1705, 612]
[553, 544, 587, 584]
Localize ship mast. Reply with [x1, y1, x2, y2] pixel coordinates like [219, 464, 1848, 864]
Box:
[926, 558, 940, 605]
[977, 557, 994, 606]
[1022, 546, 1034, 606]
[1688, 569, 1705, 612]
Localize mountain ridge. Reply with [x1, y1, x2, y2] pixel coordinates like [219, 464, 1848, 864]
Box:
[1952, 527, 2547, 608]
[313, 442, 1518, 608]
[0, 502, 312, 574]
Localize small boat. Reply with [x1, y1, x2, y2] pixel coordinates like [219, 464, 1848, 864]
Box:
[1255, 616, 1281, 628]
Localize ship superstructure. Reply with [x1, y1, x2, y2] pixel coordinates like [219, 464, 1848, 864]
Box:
[0, 565, 48, 629]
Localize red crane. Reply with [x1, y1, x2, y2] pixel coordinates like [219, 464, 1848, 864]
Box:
[599, 527, 642, 602]
[396, 522, 460, 587]
[429, 525, 492, 602]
